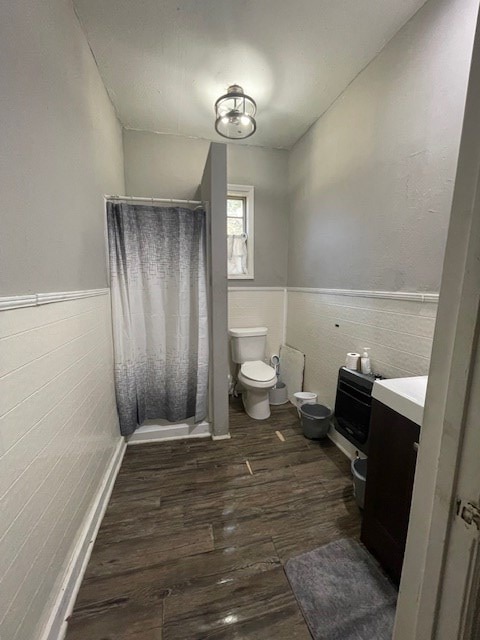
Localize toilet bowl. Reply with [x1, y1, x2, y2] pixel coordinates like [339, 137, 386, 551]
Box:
[238, 360, 277, 420]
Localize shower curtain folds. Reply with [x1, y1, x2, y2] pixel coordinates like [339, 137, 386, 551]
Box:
[107, 201, 208, 436]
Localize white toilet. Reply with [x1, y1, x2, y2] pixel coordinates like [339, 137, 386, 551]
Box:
[229, 326, 277, 420]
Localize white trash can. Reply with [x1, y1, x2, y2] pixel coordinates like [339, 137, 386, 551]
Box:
[293, 391, 317, 417]
[269, 382, 288, 405]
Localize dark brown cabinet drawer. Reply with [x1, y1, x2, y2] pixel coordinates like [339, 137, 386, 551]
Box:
[361, 399, 420, 584]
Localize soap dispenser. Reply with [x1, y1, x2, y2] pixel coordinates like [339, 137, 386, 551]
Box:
[361, 348, 372, 375]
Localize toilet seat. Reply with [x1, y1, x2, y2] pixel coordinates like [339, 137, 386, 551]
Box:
[240, 360, 276, 383]
[238, 361, 277, 420]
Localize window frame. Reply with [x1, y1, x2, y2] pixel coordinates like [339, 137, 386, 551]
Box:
[227, 184, 254, 280]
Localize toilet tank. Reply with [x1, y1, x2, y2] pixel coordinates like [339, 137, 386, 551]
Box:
[228, 327, 268, 363]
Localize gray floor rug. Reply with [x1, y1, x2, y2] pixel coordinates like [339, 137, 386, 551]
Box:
[285, 538, 397, 640]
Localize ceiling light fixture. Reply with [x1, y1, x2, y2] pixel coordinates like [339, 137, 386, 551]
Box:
[214, 85, 257, 140]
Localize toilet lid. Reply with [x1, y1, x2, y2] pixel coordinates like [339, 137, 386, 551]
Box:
[241, 360, 276, 382]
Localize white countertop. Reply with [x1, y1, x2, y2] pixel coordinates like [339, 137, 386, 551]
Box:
[372, 376, 428, 426]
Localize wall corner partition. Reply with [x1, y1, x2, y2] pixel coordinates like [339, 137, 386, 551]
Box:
[201, 143, 229, 437]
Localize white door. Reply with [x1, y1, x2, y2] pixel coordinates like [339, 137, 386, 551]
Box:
[428, 13, 480, 633]
[394, 5, 480, 638]
[435, 339, 480, 638]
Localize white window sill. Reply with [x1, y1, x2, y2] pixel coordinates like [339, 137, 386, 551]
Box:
[228, 274, 254, 280]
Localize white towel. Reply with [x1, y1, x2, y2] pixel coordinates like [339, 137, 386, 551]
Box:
[227, 234, 248, 275]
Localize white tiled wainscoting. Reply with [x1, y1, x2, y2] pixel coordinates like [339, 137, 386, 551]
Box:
[0, 291, 123, 640]
[286, 289, 438, 456]
[228, 287, 286, 359]
[0, 283, 440, 637]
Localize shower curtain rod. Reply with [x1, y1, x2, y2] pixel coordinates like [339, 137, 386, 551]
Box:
[106, 195, 204, 206]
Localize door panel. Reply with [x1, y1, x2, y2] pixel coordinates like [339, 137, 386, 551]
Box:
[436, 341, 480, 639]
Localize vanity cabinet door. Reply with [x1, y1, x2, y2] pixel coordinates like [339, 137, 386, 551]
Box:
[360, 399, 420, 584]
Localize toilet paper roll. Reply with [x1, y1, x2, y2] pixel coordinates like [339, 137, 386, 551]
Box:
[345, 352, 361, 370]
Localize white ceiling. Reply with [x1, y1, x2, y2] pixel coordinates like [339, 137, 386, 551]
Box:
[74, 0, 427, 149]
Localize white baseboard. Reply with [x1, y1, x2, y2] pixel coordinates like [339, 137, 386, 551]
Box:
[127, 421, 211, 444]
[327, 429, 357, 461]
[228, 286, 286, 292]
[39, 438, 126, 640]
[211, 433, 231, 441]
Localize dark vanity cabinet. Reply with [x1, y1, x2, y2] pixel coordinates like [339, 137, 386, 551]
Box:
[361, 399, 420, 584]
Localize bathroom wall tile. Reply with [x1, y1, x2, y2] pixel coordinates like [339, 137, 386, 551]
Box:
[305, 293, 438, 318]
[0, 294, 121, 640]
[0, 309, 99, 377]
[289, 293, 436, 337]
[2, 410, 117, 640]
[286, 291, 437, 412]
[0, 373, 113, 561]
[0, 326, 102, 418]
[228, 289, 285, 359]
[0, 297, 98, 339]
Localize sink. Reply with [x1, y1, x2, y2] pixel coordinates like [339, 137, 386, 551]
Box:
[372, 376, 428, 426]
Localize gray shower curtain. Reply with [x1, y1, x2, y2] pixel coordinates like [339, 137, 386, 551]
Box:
[107, 202, 208, 436]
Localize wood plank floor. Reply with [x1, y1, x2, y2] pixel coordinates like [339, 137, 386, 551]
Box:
[65, 399, 361, 640]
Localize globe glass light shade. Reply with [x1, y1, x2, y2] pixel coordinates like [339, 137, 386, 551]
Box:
[215, 85, 257, 140]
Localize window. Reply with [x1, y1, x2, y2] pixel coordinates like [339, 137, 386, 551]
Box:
[227, 184, 254, 279]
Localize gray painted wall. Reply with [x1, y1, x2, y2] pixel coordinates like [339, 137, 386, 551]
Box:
[123, 129, 289, 286]
[201, 144, 230, 437]
[0, 2, 125, 638]
[0, 0, 125, 296]
[287, 0, 478, 292]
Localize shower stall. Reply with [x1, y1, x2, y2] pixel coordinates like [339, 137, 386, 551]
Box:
[105, 143, 229, 442]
